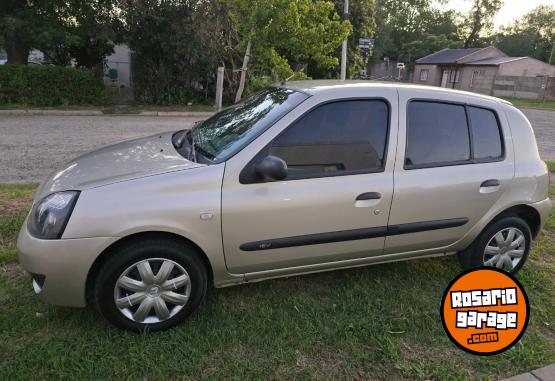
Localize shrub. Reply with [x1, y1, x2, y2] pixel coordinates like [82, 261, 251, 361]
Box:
[0, 65, 110, 106]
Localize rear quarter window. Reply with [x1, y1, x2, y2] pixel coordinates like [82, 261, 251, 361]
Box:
[468, 106, 503, 160]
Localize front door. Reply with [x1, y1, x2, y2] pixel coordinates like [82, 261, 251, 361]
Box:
[385, 89, 514, 255]
[441, 70, 449, 87]
[222, 91, 398, 274]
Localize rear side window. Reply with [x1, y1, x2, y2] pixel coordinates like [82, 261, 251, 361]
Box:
[269, 99, 389, 178]
[468, 106, 503, 160]
[405, 101, 503, 169]
[406, 102, 470, 167]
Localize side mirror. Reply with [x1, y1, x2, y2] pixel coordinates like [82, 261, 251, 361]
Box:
[255, 155, 288, 181]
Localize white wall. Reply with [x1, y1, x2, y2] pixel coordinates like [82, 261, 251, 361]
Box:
[104, 44, 132, 87]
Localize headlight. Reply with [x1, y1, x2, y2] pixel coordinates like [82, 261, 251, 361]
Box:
[28, 191, 80, 239]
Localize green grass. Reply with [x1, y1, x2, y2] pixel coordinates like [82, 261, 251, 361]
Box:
[546, 161, 555, 174]
[0, 184, 36, 262]
[502, 98, 555, 110]
[0, 183, 553, 380]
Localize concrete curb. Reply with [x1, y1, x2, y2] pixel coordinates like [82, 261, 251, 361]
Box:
[502, 364, 555, 381]
[0, 109, 103, 116]
[139, 111, 214, 117]
[0, 109, 215, 117]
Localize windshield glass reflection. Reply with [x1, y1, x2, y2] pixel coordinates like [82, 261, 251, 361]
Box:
[188, 87, 308, 162]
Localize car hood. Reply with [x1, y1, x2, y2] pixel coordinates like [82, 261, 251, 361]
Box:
[36, 131, 202, 200]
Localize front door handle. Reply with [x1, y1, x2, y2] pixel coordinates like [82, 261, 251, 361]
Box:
[355, 192, 382, 208]
[356, 192, 382, 201]
[480, 179, 500, 187]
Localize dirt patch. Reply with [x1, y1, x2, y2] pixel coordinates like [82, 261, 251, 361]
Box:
[0, 260, 26, 282]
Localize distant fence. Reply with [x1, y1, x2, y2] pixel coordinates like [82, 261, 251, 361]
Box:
[492, 76, 555, 100]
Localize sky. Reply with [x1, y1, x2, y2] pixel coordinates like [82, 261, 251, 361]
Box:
[445, 0, 555, 29]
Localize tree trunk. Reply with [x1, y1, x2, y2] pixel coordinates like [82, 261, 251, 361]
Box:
[234, 38, 252, 103]
[5, 32, 29, 65]
[464, 0, 481, 48]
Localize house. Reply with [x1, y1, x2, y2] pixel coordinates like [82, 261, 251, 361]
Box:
[413, 46, 555, 96]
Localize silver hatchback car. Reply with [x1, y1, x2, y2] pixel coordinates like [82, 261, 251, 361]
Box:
[18, 81, 551, 331]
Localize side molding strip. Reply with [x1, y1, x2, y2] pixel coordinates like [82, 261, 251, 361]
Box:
[239, 218, 468, 252]
[387, 218, 469, 236]
[240, 226, 388, 252]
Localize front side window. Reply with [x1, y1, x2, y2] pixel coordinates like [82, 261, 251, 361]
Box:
[186, 87, 308, 162]
[269, 99, 389, 178]
[406, 101, 470, 167]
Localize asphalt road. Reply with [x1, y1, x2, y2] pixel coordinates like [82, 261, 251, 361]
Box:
[0, 108, 554, 183]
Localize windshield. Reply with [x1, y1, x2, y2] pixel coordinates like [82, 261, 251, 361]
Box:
[187, 87, 309, 162]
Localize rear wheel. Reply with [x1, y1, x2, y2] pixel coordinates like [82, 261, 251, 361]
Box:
[94, 237, 207, 331]
[457, 216, 531, 274]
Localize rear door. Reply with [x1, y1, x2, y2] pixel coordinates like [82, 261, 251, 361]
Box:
[221, 89, 398, 274]
[385, 89, 514, 255]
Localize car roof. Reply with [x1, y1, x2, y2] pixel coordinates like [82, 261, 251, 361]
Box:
[280, 80, 511, 106]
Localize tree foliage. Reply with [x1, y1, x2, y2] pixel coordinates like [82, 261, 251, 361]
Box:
[5, 0, 552, 107]
[372, 0, 463, 64]
[0, 0, 120, 68]
[225, 0, 351, 92]
[327, 0, 376, 78]
[461, 0, 503, 48]
[495, 5, 555, 64]
[121, 0, 226, 104]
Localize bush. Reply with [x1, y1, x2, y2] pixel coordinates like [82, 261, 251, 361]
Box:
[0, 65, 110, 106]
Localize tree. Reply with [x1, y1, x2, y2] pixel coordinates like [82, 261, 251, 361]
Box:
[0, 0, 119, 67]
[462, 0, 502, 48]
[0, 1, 60, 64]
[371, 0, 462, 64]
[121, 0, 227, 104]
[226, 0, 351, 101]
[400, 33, 463, 64]
[495, 5, 555, 64]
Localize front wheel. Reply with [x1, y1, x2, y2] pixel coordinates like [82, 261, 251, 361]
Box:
[457, 216, 532, 274]
[94, 237, 208, 331]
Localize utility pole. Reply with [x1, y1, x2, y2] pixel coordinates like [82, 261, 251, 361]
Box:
[549, 37, 555, 66]
[215, 66, 224, 112]
[340, 0, 349, 80]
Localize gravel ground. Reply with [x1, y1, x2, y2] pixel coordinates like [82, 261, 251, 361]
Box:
[520, 108, 555, 162]
[0, 108, 554, 183]
[0, 115, 203, 183]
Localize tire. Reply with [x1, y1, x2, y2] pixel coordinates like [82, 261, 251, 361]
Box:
[94, 237, 208, 332]
[457, 216, 532, 274]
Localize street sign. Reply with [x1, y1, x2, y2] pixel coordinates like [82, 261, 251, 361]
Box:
[358, 38, 374, 49]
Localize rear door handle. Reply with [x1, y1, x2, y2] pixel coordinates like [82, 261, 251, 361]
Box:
[480, 179, 500, 187]
[479, 179, 500, 194]
[356, 192, 382, 200]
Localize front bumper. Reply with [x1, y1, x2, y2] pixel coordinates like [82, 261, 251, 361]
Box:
[17, 221, 118, 307]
